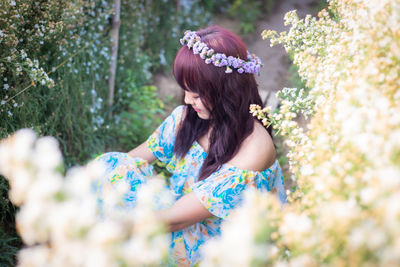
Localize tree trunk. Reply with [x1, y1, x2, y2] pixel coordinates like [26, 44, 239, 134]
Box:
[107, 0, 121, 117]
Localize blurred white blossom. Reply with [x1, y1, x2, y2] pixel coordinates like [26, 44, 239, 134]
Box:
[0, 129, 170, 266]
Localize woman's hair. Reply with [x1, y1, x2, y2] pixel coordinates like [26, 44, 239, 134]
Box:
[173, 25, 272, 181]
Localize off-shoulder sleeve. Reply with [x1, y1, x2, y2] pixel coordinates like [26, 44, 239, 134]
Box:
[191, 166, 258, 219]
[146, 105, 185, 163]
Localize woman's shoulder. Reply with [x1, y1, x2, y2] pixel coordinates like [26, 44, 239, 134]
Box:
[171, 105, 187, 117]
[226, 121, 276, 172]
[163, 105, 186, 126]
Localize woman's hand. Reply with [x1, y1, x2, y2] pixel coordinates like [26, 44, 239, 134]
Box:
[127, 141, 157, 163]
[156, 192, 212, 232]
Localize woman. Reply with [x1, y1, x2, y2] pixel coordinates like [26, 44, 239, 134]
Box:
[97, 25, 286, 266]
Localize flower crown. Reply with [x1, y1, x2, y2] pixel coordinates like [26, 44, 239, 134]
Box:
[180, 30, 263, 74]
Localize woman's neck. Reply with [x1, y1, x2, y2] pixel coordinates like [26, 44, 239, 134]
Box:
[196, 127, 212, 153]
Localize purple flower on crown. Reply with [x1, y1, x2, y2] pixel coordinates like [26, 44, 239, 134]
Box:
[232, 58, 239, 68]
[215, 54, 223, 60]
[247, 51, 253, 59]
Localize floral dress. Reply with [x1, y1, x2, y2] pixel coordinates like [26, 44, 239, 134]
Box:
[96, 105, 287, 266]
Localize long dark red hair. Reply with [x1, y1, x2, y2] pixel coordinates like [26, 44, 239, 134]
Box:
[173, 25, 271, 181]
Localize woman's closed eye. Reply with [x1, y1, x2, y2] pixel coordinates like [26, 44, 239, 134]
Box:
[184, 91, 200, 102]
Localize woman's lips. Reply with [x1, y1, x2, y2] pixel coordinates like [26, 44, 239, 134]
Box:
[193, 107, 201, 112]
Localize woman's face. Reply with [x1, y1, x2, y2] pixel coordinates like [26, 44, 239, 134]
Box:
[184, 91, 210, 120]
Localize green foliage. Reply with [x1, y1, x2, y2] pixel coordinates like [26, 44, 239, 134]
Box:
[109, 70, 164, 151]
[197, 0, 231, 13]
[0, 0, 113, 168]
[314, 0, 329, 14]
[0, 177, 15, 231]
[117, 0, 212, 77]
[0, 229, 20, 267]
[191, 0, 277, 34]
[0, 0, 214, 164]
[0, 176, 20, 267]
[227, 0, 276, 34]
[275, 140, 288, 176]
[288, 63, 307, 90]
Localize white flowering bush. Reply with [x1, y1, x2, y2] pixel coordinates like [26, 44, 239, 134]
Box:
[0, 0, 113, 148]
[0, 0, 215, 159]
[0, 129, 172, 267]
[207, 0, 400, 266]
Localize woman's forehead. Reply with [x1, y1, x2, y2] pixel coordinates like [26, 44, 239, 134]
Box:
[182, 76, 200, 93]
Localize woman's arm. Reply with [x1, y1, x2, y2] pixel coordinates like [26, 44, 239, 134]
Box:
[156, 192, 213, 232]
[128, 106, 186, 164]
[127, 141, 157, 163]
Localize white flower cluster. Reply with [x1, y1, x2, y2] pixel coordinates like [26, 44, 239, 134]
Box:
[276, 88, 315, 119]
[221, 0, 400, 265]
[201, 189, 284, 267]
[90, 89, 104, 131]
[19, 51, 55, 89]
[0, 0, 111, 122]
[0, 129, 171, 266]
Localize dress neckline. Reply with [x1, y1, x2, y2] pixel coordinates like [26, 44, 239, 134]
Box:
[192, 140, 277, 174]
